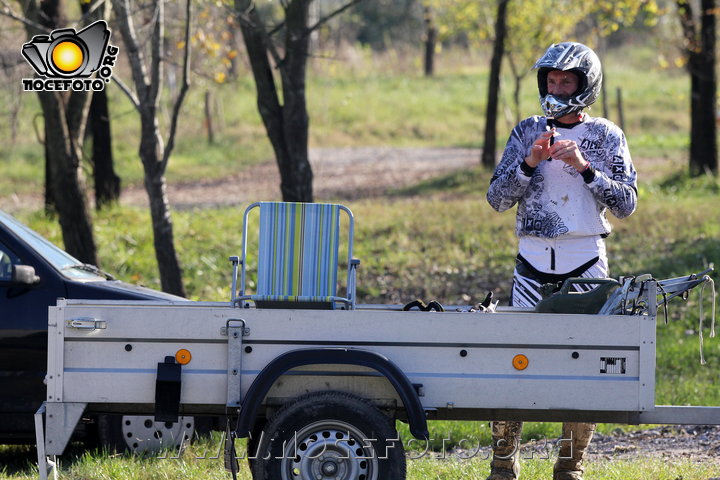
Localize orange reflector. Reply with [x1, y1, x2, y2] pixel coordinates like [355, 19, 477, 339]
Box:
[175, 349, 192, 365]
[512, 354, 529, 371]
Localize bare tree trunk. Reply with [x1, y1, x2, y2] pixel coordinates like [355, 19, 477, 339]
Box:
[506, 53, 522, 125]
[481, 0, 509, 168]
[140, 116, 185, 296]
[423, 4, 436, 77]
[21, 0, 97, 264]
[281, 0, 313, 202]
[691, 0, 716, 175]
[235, 0, 362, 202]
[80, 0, 121, 209]
[677, 0, 718, 176]
[112, 0, 190, 296]
[236, 0, 314, 202]
[37, 90, 97, 264]
[44, 139, 55, 214]
[204, 90, 215, 145]
[88, 88, 121, 209]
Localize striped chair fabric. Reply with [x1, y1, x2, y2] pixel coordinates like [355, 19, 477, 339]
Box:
[235, 202, 356, 309]
[256, 201, 340, 301]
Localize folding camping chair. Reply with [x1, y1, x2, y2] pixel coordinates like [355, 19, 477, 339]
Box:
[230, 202, 359, 309]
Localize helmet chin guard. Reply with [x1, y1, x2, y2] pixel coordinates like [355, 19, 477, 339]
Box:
[541, 95, 571, 119]
[540, 94, 583, 119]
[534, 42, 602, 119]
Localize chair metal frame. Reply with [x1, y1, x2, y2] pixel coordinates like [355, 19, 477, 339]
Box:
[230, 202, 358, 309]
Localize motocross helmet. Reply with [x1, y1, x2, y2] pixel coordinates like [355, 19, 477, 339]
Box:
[533, 42, 602, 119]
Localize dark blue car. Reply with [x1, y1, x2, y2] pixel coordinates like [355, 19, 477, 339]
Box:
[0, 210, 195, 450]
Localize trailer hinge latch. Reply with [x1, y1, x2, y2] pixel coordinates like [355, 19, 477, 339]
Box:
[67, 317, 107, 331]
[221, 323, 250, 337]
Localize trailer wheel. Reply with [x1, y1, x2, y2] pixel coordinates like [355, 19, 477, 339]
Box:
[251, 391, 406, 480]
[97, 414, 194, 453]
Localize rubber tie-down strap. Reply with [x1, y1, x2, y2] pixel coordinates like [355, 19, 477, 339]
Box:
[479, 291, 494, 309]
[402, 299, 445, 312]
[698, 276, 716, 365]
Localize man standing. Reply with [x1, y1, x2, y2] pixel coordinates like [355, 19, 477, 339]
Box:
[486, 42, 638, 480]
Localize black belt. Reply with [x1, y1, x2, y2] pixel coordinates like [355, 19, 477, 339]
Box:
[516, 254, 600, 285]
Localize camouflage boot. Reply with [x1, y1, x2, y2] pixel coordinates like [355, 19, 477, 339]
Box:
[486, 421, 523, 480]
[553, 422, 596, 480]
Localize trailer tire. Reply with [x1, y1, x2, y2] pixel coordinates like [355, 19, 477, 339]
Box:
[250, 391, 406, 480]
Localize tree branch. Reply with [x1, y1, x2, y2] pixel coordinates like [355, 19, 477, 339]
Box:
[148, 0, 163, 105]
[677, 0, 699, 53]
[307, 0, 364, 36]
[73, 0, 108, 29]
[162, 0, 192, 170]
[267, 20, 285, 37]
[112, 0, 150, 100]
[236, 5, 286, 74]
[0, 0, 49, 32]
[111, 75, 140, 109]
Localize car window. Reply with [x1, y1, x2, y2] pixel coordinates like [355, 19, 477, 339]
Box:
[0, 211, 103, 281]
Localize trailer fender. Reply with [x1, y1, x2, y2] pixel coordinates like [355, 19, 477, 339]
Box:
[235, 347, 429, 440]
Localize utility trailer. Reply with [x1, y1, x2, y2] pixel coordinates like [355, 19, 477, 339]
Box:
[36, 271, 716, 480]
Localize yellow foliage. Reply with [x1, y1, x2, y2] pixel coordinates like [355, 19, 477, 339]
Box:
[214, 72, 226, 84]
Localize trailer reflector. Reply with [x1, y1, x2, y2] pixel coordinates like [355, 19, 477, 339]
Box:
[175, 349, 192, 365]
[512, 354, 529, 370]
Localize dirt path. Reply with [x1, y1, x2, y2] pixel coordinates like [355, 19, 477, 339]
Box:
[586, 424, 720, 463]
[446, 425, 720, 464]
[0, 146, 673, 213]
[0, 147, 479, 213]
[123, 146, 481, 210]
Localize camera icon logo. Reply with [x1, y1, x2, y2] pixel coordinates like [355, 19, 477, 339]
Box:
[21, 20, 119, 92]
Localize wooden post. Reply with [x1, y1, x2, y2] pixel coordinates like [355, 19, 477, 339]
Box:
[616, 87, 625, 131]
[205, 90, 215, 145]
[601, 76, 609, 119]
[423, 5, 437, 77]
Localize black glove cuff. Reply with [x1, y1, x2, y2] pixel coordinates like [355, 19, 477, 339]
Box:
[581, 164, 596, 183]
[519, 160, 537, 177]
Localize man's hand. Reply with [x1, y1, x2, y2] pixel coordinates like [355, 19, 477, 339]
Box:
[548, 139, 589, 172]
[524, 130, 555, 168]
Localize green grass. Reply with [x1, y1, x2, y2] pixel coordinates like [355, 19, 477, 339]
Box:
[3, 433, 719, 479]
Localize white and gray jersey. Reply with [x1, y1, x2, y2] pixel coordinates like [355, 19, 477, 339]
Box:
[486, 115, 638, 238]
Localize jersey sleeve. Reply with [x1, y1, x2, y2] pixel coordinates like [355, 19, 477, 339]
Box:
[487, 120, 536, 212]
[584, 127, 638, 219]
